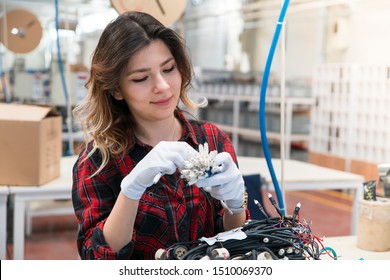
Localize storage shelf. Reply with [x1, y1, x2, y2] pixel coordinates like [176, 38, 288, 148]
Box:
[194, 91, 314, 159]
[196, 92, 314, 105]
[215, 123, 311, 143]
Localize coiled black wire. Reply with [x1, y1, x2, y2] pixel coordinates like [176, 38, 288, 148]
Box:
[166, 216, 324, 260]
[157, 198, 332, 260]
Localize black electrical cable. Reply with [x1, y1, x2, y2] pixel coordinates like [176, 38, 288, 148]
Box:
[158, 200, 326, 260]
[292, 202, 301, 226]
[267, 193, 284, 217]
[253, 199, 270, 221]
[179, 220, 320, 260]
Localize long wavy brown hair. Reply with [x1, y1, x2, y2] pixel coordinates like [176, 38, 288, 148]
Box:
[73, 11, 205, 175]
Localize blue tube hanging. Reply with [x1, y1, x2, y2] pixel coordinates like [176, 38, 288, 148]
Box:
[54, 0, 69, 108]
[259, 0, 290, 216]
[55, 0, 72, 156]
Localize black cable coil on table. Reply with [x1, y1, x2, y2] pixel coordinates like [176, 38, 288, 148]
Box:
[180, 217, 321, 260]
[155, 198, 335, 260]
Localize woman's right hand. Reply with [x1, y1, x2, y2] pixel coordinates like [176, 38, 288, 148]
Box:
[120, 141, 197, 200]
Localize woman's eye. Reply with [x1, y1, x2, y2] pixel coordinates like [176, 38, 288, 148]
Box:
[163, 65, 176, 73]
[132, 76, 148, 83]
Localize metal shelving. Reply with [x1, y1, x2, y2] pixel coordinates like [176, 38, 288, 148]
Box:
[194, 92, 314, 159]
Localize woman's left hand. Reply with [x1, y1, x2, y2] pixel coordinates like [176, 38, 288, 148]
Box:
[195, 152, 245, 211]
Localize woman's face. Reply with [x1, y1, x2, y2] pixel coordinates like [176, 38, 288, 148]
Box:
[113, 39, 182, 124]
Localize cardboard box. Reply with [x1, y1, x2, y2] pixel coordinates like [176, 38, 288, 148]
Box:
[0, 103, 62, 186]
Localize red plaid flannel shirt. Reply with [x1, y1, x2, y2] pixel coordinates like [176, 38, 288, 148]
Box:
[72, 111, 248, 259]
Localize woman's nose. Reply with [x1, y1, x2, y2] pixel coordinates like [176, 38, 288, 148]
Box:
[153, 74, 170, 93]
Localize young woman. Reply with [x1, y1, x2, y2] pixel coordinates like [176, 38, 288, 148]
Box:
[72, 11, 248, 260]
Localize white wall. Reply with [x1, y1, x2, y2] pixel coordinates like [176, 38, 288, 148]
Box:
[184, 0, 390, 82]
[184, 0, 243, 71]
[344, 1, 390, 65]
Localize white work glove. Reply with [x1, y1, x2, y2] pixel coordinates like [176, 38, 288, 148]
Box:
[195, 152, 246, 213]
[121, 141, 197, 200]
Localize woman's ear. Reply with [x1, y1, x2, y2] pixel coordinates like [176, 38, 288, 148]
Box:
[111, 91, 124, 100]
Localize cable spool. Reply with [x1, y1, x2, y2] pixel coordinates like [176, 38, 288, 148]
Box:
[0, 9, 43, 54]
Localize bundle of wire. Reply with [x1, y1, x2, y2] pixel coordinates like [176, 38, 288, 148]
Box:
[155, 197, 337, 260]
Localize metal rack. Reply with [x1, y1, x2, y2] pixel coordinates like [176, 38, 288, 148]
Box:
[193, 91, 314, 159]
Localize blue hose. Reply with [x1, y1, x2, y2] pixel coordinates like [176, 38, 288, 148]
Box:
[54, 0, 69, 107]
[259, 0, 290, 215]
[55, 0, 72, 156]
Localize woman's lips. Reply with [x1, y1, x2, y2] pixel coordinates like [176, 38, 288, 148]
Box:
[152, 96, 172, 106]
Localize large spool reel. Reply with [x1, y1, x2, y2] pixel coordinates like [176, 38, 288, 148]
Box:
[0, 9, 43, 54]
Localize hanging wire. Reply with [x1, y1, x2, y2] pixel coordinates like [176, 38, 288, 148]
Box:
[55, 0, 73, 155]
[279, 0, 287, 215]
[258, 0, 290, 216]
